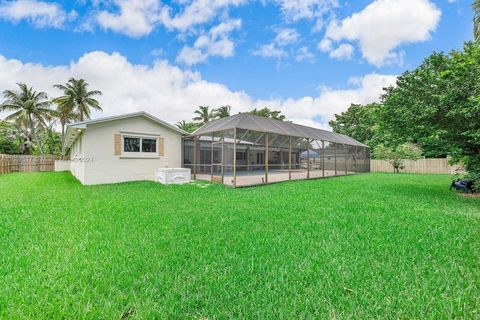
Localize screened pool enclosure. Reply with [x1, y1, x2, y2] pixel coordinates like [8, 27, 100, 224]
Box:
[183, 114, 370, 187]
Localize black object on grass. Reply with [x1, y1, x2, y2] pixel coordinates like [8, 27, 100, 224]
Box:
[450, 179, 474, 193]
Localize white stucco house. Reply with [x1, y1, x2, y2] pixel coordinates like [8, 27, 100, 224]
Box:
[59, 110, 369, 187]
[61, 112, 186, 185]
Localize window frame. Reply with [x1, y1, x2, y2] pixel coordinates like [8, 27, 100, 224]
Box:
[141, 137, 157, 153]
[121, 134, 159, 158]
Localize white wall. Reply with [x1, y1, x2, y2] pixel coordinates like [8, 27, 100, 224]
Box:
[81, 116, 182, 185]
[69, 132, 86, 184]
[54, 159, 71, 172]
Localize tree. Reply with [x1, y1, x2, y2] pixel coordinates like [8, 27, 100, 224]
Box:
[13, 117, 38, 154]
[0, 83, 54, 155]
[329, 103, 381, 149]
[378, 51, 452, 158]
[214, 105, 231, 118]
[378, 42, 480, 187]
[54, 102, 79, 153]
[374, 143, 422, 173]
[193, 106, 215, 124]
[247, 107, 286, 120]
[433, 42, 480, 189]
[474, 0, 480, 41]
[38, 124, 62, 155]
[176, 120, 200, 133]
[0, 121, 18, 154]
[53, 78, 102, 122]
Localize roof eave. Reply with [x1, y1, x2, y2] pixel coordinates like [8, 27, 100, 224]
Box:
[68, 111, 187, 135]
[61, 112, 187, 154]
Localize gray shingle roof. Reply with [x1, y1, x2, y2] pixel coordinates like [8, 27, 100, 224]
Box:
[191, 113, 368, 147]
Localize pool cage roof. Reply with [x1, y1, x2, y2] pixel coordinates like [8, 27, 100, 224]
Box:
[191, 113, 368, 147]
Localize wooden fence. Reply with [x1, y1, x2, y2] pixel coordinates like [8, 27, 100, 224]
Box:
[0, 154, 68, 175]
[370, 158, 463, 174]
[0, 155, 463, 175]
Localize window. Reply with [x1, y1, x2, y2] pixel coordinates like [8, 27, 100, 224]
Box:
[124, 137, 140, 152]
[123, 136, 158, 153]
[142, 138, 156, 153]
[236, 151, 246, 160]
[256, 152, 264, 164]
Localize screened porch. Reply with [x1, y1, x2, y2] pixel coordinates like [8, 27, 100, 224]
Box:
[182, 114, 370, 187]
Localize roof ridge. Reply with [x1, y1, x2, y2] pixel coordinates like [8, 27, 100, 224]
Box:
[191, 113, 368, 147]
[67, 111, 186, 135]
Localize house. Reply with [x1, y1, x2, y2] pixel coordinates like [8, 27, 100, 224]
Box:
[62, 112, 186, 185]
[61, 111, 370, 187]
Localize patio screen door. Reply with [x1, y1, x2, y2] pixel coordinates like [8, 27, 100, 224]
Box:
[211, 140, 223, 183]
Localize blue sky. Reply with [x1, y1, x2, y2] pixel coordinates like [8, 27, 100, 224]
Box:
[0, 0, 474, 128]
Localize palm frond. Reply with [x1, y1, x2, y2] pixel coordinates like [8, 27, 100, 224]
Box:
[0, 102, 22, 112]
[85, 90, 102, 97]
[53, 84, 68, 91]
[474, 0, 480, 41]
[4, 109, 26, 121]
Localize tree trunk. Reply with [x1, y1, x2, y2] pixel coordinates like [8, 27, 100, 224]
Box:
[61, 122, 65, 155]
[29, 114, 43, 155]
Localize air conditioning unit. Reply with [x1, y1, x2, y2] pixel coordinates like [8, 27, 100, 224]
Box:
[155, 168, 191, 185]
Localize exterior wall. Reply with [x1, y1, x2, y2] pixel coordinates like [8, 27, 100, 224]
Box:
[69, 132, 86, 184]
[54, 159, 71, 172]
[81, 116, 182, 185]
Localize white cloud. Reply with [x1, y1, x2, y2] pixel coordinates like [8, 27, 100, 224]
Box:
[252, 27, 299, 59]
[322, 0, 441, 66]
[0, 51, 396, 129]
[329, 43, 354, 60]
[274, 0, 338, 22]
[84, 0, 248, 37]
[93, 1, 247, 59]
[150, 48, 163, 57]
[96, 0, 161, 37]
[252, 43, 286, 59]
[176, 19, 241, 65]
[256, 73, 397, 127]
[0, 0, 71, 28]
[159, 0, 247, 31]
[296, 46, 315, 62]
[0, 51, 251, 124]
[318, 38, 332, 52]
[274, 28, 299, 46]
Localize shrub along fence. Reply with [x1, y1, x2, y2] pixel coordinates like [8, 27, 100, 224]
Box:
[0, 154, 68, 175]
[371, 158, 463, 174]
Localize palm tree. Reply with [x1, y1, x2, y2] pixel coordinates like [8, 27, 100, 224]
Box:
[474, 0, 480, 41]
[11, 120, 35, 154]
[176, 120, 199, 133]
[54, 102, 80, 153]
[193, 105, 214, 124]
[0, 83, 54, 154]
[214, 105, 231, 119]
[53, 78, 102, 122]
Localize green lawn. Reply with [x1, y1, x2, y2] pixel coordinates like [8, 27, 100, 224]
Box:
[0, 172, 479, 319]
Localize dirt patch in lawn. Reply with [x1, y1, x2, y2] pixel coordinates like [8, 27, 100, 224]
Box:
[460, 193, 480, 199]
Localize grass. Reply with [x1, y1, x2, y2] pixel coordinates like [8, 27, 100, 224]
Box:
[0, 172, 479, 319]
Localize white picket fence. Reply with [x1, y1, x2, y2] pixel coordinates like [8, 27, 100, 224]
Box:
[370, 158, 463, 174]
